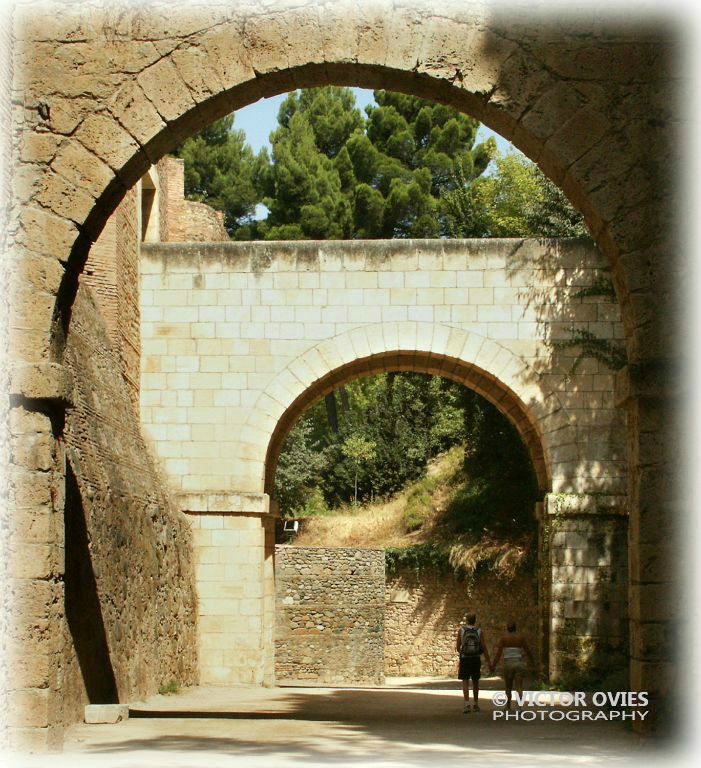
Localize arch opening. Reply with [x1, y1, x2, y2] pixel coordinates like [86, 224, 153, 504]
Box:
[264, 350, 551, 499]
[268, 362, 545, 686]
[52, 61, 619, 362]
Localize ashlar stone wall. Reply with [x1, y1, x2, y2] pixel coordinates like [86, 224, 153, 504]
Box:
[140, 238, 626, 500]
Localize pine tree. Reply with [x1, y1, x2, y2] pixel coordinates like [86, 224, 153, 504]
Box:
[172, 114, 264, 238]
[263, 102, 353, 240]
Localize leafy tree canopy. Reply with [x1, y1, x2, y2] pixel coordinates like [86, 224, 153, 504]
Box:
[442, 152, 588, 238]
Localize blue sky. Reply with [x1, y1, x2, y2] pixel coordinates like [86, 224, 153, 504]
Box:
[233, 88, 514, 159]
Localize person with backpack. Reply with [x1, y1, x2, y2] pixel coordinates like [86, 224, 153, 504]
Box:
[456, 613, 492, 713]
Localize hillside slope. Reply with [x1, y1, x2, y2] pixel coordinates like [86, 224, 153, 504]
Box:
[289, 447, 534, 577]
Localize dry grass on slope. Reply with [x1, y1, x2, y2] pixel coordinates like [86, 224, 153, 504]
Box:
[292, 447, 463, 550]
[291, 445, 533, 580]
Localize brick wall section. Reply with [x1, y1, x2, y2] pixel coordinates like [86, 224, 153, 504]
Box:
[62, 280, 198, 724]
[115, 187, 142, 399]
[84, 186, 141, 406]
[275, 546, 385, 685]
[84, 156, 227, 408]
[159, 157, 228, 243]
[156, 159, 173, 243]
[385, 569, 538, 677]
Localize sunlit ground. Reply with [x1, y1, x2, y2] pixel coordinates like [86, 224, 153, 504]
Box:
[4, 679, 691, 768]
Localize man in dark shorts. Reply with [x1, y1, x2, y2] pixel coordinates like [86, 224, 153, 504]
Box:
[456, 613, 492, 713]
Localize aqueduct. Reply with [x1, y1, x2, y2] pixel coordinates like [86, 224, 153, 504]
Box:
[3, 0, 685, 750]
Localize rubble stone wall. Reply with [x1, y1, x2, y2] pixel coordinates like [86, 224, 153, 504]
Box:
[275, 546, 385, 685]
[384, 569, 538, 677]
[274, 547, 538, 681]
[61, 280, 199, 727]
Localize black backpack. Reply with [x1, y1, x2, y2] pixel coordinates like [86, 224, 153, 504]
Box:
[460, 625, 481, 657]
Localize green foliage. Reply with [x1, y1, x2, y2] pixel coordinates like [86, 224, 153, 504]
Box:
[385, 542, 453, 576]
[442, 152, 588, 238]
[294, 487, 330, 518]
[273, 417, 328, 515]
[572, 272, 616, 299]
[174, 89, 587, 242]
[341, 432, 377, 504]
[552, 328, 627, 374]
[275, 373, 468, 514]
[401, 475, 439, 532]
[274, 372, 541, 571]
[158, 679, 180, 695]
[262, 106, 352, 240]
[444, 390, 540, 539]
[172, 115, 265, 237]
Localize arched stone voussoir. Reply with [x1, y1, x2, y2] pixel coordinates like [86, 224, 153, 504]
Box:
[410, 12, 518, 102]
[243, 4, 326, 75]
[257, 322, 564, 495]
[50, 138, 116, 205]
[106, 80, 170, 164]
[316, 334, 359, 372]
[72, 111, 142, 179]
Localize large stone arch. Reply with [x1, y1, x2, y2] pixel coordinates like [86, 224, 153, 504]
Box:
[9, 4, 675, 366]
[7, 2, 683, 746]
[252, 323, 561, 497]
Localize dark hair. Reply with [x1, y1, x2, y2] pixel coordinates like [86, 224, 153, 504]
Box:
[467, 613, 476, 624]
[507, 620, 517, 633]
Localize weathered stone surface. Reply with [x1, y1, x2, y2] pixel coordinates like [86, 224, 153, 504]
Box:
[137, 57, 197, 124]
[84, 705, 129, 724]
[107, 80, 168, 159]
[12, 205, 78, 261]
[73, 112, 142, 174]
[9, 362, 74, 404]
[275, 547, 385, 685]
[51, 138, 115, 201]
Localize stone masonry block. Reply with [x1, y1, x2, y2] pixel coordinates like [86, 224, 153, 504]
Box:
[84, 705, 129, 724]
[137, 57, 196, 123]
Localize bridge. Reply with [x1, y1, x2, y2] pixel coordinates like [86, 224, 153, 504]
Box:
[139, 237, 627, 686]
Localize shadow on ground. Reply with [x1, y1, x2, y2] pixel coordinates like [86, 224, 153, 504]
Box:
[51, 685, 681, 768]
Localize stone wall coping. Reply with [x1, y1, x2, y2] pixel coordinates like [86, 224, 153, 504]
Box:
[9, 362, 75, 406]
[177, 491, 270, 515]
[141, 237, 590, 270]
[545, 493, 627, 517]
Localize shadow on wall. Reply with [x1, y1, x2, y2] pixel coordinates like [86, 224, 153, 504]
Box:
[64, 461, 119, 705]
[504, 238, 628, 495]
